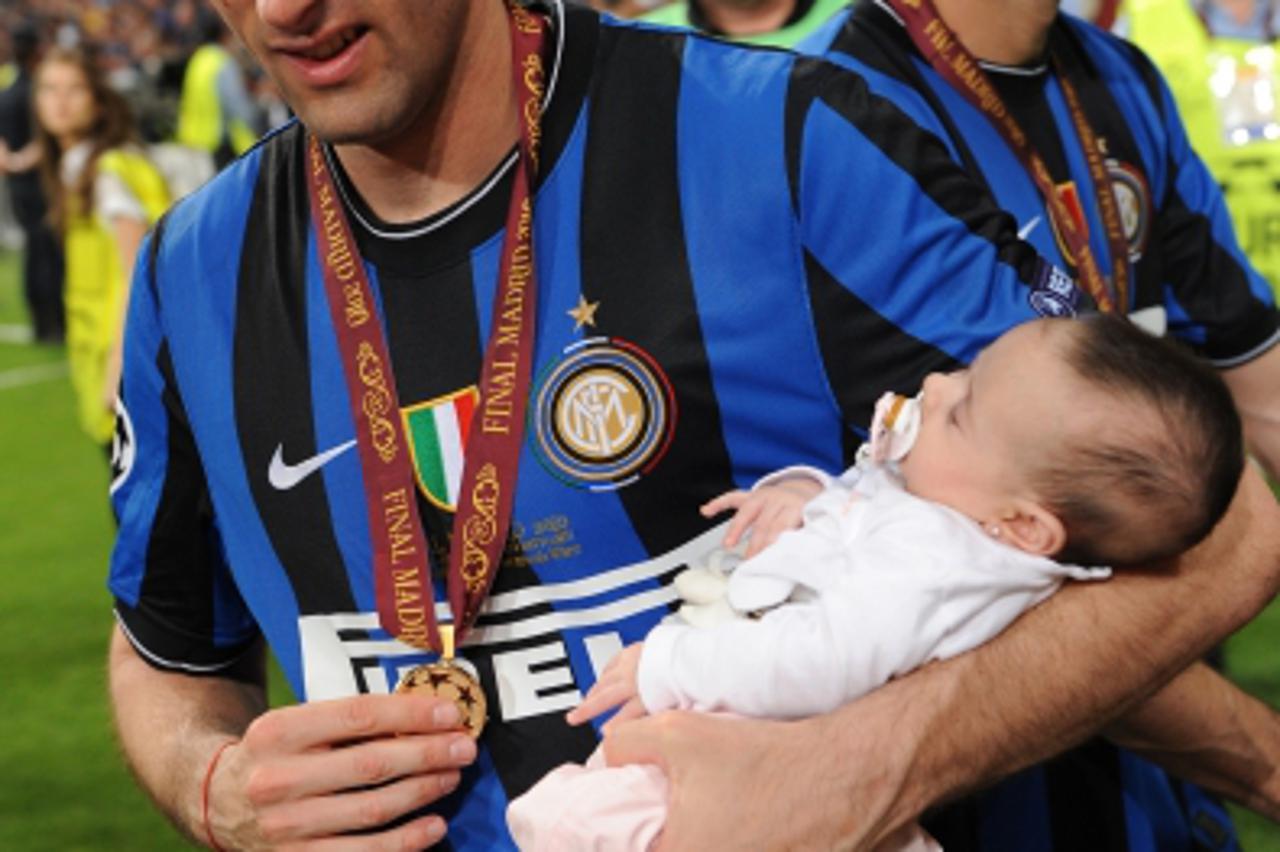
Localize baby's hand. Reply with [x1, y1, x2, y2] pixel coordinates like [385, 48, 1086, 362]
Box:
[565, 643, 645, 731]
[700, 478, 821, 558]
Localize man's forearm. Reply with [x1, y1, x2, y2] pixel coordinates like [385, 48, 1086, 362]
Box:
[813, 466, 1280, 840]
[1222, 345, 1280, 479]
[1107, 661, 1280, 821]
[108, 626, 268, 842]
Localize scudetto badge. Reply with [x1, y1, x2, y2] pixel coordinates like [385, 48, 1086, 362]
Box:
[531, 337, 676, 491]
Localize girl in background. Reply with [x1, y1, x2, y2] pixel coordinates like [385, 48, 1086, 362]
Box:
[35, 46, 168, 450]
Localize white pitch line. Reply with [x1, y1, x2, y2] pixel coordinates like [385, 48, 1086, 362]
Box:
[0, 324, 33, 344]
[0, 361, 68, 391]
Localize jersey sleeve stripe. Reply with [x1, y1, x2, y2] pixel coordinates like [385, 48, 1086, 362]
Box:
[113, 606, 256, 674]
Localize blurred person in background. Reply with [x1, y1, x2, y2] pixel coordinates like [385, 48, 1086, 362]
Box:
[175, 11, 260, 170]
[34, 46, 169, 451]
[1060, 0, 1124, 28]
[581, 0, 669, 18]
[1129, 0, 1280, 302]
[0, 23, 65, 344]
[803, 0, 1280, 846]
[643, 0, 847, 46]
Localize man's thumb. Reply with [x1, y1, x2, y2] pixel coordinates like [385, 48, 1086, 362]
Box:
[601, 713, 673, 771]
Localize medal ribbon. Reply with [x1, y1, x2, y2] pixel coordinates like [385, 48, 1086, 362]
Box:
[887, 0, 1128, 312]
[306, 1, 547, 653]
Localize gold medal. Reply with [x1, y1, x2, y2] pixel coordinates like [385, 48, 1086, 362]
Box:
[396, 660, 488, 738]
[394, 627, 486, 738]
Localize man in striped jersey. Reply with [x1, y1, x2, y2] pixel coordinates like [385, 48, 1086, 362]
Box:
[106, 1, 1280, 850]
[795, 0, 1280, 847]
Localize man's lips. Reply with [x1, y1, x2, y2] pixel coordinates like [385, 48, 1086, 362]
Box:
[274, 26, 371, 87]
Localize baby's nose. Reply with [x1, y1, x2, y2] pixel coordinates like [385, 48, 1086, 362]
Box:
[921, 371, 949, 398]
[921, 370, 963, 407]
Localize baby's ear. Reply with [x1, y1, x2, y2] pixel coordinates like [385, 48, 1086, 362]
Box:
[998, 500, 1066, 558]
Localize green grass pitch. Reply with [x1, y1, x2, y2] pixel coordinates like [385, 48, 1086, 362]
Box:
[0, 248, 1274, 849]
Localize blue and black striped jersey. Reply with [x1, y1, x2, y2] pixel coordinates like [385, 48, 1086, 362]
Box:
[805, 1, 1279, 364]
[803, 5, 1271, 851]
[107, 3, 1262, 849]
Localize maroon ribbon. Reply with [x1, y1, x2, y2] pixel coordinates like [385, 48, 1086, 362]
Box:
[888, 0, 1129, 312]
[306, 2, 548, 652]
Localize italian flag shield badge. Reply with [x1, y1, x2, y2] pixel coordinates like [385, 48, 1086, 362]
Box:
[402, 386, 478, 511]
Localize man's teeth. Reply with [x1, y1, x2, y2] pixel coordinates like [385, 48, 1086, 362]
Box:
[305, 29, 359, 61]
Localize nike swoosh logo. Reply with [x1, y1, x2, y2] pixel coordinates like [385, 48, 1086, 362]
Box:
[268, 440, 357, 491]
[1017, 215, 1042, 241]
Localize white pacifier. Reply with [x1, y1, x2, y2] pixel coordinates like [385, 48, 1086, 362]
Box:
[859, 391, 922, 464]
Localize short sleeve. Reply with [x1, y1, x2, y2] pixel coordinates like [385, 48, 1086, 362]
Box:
[94, 169, 148, 224]
[108, 227, 259, 673]
[1137, 46, 1280, 365]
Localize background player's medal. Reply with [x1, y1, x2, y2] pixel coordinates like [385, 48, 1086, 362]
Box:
[888, 0, 1131, 313]
[395, 661, 488, 739]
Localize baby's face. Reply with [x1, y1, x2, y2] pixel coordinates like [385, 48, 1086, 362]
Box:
[897, 321, 1084, 526]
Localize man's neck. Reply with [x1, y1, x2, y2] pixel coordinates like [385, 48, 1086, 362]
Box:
[332, 2, 518, 225]
[699, 0, 800, 37]
[930, 0, 1058, 66]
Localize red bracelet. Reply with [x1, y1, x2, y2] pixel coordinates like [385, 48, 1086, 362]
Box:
[200, 739, 238, 852]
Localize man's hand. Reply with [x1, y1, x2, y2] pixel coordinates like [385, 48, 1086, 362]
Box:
[1107, 662, 1280, 822]
[109, 627, 478, 851]
[603, 710, 908, 851]
[605, 466, 1280, 850]
[206, 695, 477, 850]
[701, 477, 823, 558]
[566, 643, 645, 732]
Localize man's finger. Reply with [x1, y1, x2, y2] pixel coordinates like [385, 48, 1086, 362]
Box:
[256, 772, 457, 842]
[246, 733, 477, 805]
[300, 814, 448, 852]
[245, 694, 462, 754]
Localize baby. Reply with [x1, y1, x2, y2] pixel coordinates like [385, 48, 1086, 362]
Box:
[506, 314, 1245, 851]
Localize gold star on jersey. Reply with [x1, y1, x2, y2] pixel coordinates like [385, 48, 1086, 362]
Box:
[567, 294, 600, 329]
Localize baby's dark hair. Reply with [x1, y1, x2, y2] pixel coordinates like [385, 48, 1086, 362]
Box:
[1030, 314, 1243, 567]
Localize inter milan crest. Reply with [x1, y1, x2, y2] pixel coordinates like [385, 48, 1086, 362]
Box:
[1106, 159, 1151, 262]
[530, 337, 676, 491]
[402, 386, 479, 511]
